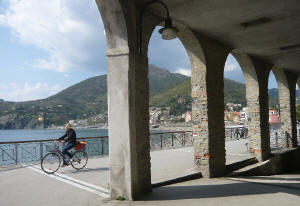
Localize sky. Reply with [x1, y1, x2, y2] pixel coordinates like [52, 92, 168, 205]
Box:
[0, 0, 279, 102]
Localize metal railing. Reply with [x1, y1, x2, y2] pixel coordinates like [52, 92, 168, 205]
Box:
[225, 126, 248, 140]
[0, 136, 108, 166]
[0, 131, 193, 166]
[270, 128, 300, 152]
[149, 131, 193, 150]
[2, 126, 296, 166]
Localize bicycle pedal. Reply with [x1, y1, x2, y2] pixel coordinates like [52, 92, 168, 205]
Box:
[62, 163, 69, 167]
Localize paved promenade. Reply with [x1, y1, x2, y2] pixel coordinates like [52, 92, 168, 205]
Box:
[105, 174, 300, 206]
[0, 139, 270, 206]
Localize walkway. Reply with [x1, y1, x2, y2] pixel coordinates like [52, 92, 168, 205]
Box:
[0, 139, 252, 206]
[105, 174, 300, 206]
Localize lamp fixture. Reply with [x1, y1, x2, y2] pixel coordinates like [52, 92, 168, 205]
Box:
[138, 0, 178, 54]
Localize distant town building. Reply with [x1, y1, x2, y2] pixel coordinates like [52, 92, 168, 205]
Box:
[269, 110, 280, 124]
[225, 111, 240, 122]
[184, 111, 192, 123]
[226, 103, 242, 111]
[240, 107, 248, 121]
[177, 97, 186, 104]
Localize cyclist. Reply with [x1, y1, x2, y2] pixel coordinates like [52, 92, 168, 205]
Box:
[57, 123, 77, 166]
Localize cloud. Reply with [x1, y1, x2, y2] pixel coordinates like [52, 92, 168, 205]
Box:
[175, 68, 191, 77]
[0, 0, 106, 72]
[224, 63, 239, 72]
[148, 27, 190, 72]
[0, 82, 62, 102]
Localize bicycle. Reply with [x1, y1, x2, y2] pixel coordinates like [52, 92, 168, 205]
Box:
[41, 141, 88, 174]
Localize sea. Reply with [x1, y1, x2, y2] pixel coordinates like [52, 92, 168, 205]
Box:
[0, 128, 109, 142]
[0, 128, 170, 166]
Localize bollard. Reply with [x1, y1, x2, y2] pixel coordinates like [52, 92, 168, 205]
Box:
[40, 142, 43, 161]
[171, 134, 174, 147]
[15, 143, 18, 165]
[160, 135, 163, 149]
[285, 131, 289, 148]
[275, 132, 278, 151]
[101, 138, 104, 155]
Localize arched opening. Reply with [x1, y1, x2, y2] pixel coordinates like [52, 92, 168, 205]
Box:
[223, 52, 252, 165]
[0, 0, 110, 200]
[148, 25, 193, 184]
[268, 70, 281, 152]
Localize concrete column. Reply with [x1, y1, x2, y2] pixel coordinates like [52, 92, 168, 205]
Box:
[96, 0, 151, 200]
[170, 23, 227, 177]
[192, 35, 229, 177]
[286, 72, 298, 147]
[249, 58, 272, 160]
[273, 67, 294, 149]
[232, 52, 271, 161]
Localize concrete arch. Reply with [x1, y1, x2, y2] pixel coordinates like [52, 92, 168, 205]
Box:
[142, 19, 206, 65]
[297, 76, 300, 91]
[231, 50, 259, 94]
[230, 50, 270, 160]
[271, 67, 297, 148]
[145, 20, 230, 177]
[96, 0, 152, 200]
[96, 0, 128, 52]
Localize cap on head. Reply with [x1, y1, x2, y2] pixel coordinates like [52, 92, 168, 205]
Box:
[65, 123, 71, 131]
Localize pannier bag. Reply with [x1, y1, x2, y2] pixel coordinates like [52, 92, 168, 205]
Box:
[75, 141, 87, 150]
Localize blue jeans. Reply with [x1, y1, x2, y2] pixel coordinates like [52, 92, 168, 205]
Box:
[62, 143, 75, 164]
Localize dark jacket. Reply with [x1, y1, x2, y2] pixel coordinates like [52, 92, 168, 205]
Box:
[58, 128, 77, 145]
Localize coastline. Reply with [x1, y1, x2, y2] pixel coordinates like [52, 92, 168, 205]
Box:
[150, 123, 192, 132]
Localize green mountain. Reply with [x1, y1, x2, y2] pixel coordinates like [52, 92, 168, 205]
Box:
[0, 64, 287, 129]
[148, 65, 188, 95]
[150, 78, 284, 115]
[268, 88, 300, 107]
[0, 65, 187, 129]
[150, 78, 248, 115]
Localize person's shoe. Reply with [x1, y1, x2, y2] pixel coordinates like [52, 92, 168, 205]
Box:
[61, 162, 69, 167]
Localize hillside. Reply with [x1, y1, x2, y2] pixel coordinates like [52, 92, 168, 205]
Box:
[0, 65, 287, 129]
[150, 78, 284, 115]
[150, 78, 248, 115]
[148, 65, 188, 95]
[0, 65, 187, 129]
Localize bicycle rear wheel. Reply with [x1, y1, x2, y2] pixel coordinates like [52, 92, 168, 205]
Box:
[41, 152, 61, 174]
[71, 150, 88, 170]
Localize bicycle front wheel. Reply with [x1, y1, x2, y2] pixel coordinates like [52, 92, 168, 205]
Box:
[41, 152, 61, 174]
[71, 150, 88, 170]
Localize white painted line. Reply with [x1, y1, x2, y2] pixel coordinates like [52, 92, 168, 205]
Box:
[53, 170, 109, 194]
[24, 164, 110, 198]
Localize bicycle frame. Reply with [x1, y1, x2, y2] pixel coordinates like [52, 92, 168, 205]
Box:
[51, 141, 68, 162]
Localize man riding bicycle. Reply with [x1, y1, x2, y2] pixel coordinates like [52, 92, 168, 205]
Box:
[57, 123, 77, 166]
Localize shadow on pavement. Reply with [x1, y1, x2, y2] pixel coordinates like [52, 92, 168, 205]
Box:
[238, 176, 300, 182]
[67, 167, 109, 173]
[139, 181, 300, 201]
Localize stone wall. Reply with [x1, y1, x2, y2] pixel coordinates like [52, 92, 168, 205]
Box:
[96, 0, 152, 200]
[272, 67, 294, 149]
[97, 0, 300, 200]
[250, 58, 272, 161]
